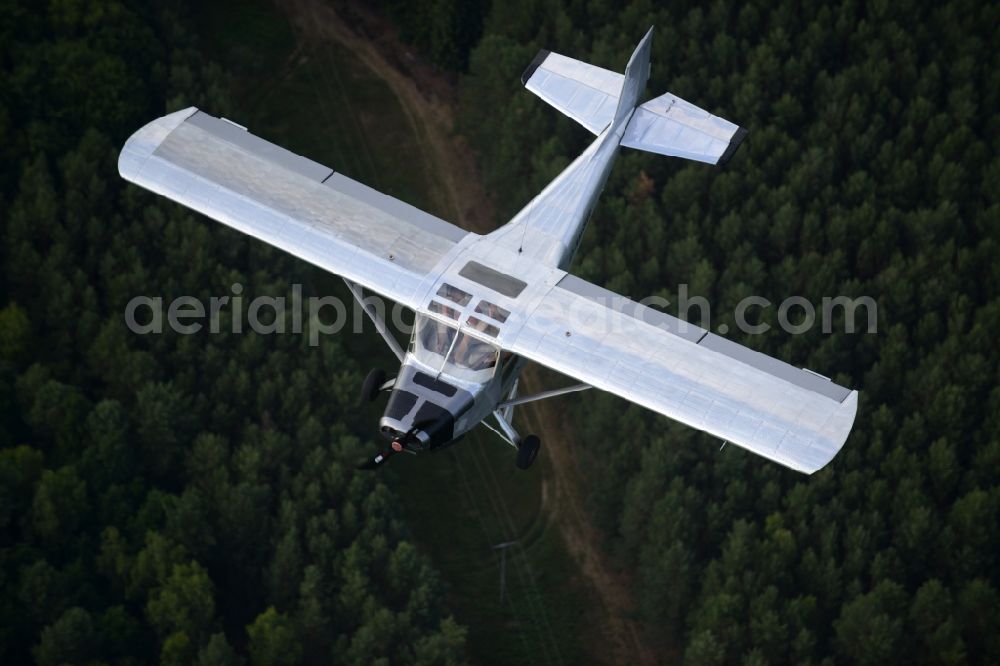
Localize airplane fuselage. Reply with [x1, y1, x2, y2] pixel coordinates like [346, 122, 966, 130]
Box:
[378, 117, 628, 452]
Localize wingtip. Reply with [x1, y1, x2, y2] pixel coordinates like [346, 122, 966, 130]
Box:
[521, 49, 551, 86]
[717, 126, 749, 167]
[118, 106, 199, 182]
[802, 389, 859, 475]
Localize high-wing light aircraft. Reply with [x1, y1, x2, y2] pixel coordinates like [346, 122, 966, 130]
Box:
[119, 28, 857, 474]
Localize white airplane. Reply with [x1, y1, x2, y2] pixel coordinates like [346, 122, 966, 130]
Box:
[119, 28, 857, 473]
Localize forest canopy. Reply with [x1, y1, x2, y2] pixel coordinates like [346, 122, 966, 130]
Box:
[1, 0, 999, 664]
[453, 0, 1000, 663]
[0, 1, 466, 664]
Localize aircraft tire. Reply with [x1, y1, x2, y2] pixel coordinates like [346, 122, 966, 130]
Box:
[516, 435, 541, 470]
[361, 368, 386, 403]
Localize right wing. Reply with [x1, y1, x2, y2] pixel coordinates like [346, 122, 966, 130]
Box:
[503, 274, 857, 474]
[118, 107, 469, 308]
[522, 50, 624, 135]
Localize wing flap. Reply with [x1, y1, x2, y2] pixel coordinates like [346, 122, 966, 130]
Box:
[119, 107, 469, 307]
[505, 274, 858, 473]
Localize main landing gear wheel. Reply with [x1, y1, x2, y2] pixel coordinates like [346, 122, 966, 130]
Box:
[516, 435, 541, 470]
[360, 368, 386, 403]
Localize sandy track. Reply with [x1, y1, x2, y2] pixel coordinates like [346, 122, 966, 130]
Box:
[519, 377, 658, 666]
[279, 0, 493, 232]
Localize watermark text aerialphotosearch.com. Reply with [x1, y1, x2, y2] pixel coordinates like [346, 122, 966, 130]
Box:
[124, 283, 878, 346]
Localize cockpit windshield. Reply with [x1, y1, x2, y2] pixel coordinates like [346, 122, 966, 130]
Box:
[412, 315, 499, 382]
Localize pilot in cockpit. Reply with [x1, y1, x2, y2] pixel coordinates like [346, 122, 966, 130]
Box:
[416, 317, 449, 354]
[454, 331, 497, 370]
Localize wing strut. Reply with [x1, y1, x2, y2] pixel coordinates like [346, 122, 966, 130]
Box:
[483, 382, 590, 447]
[497, 383, 591, 409]
[499, 378, 519, 423]
[343, 279, 405, 362]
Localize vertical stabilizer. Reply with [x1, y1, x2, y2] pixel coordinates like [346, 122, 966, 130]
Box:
[613, 27, 654, 128]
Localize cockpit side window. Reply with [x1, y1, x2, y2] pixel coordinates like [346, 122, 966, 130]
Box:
[500, 351, 518, 383]
[411, 315, 499, 382]
[415, 316, 456, 357]
[447, 332, 498, 371]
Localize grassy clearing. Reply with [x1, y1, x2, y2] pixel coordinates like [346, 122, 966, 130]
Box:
[192, 2, 601, 663]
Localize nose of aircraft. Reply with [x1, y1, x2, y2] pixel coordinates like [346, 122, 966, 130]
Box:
[379, 395, 470, 450]
[378, 363, 475, 451]
[379, 422, 429, 449]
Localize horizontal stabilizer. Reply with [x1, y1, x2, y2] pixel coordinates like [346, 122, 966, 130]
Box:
[522, 50, 624, 135]
[621, 92, 746, 165]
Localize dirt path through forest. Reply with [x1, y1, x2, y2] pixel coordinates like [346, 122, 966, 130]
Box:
[277, 2, 656, 664]
[519, 374, 659, 666]
[279, 0, 493, 231]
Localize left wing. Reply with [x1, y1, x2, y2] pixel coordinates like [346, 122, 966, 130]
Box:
[119, 107, 469, 307]
[504, 274, 857, 474]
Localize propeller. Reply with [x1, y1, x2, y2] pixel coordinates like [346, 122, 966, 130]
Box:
[356, 440, 405, 471]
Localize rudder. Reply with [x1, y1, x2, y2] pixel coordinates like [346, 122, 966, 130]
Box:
[612, 26, 654, 128]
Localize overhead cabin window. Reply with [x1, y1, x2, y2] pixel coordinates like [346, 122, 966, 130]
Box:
[436, 283, 472, 306]
[474, 300, 510, 323]
[466, 316, 500, 338]
[428, 300, 460, 320]
[458, 261, 527, 298]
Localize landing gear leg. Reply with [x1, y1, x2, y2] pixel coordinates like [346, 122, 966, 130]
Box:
[491, 409, 541, 470]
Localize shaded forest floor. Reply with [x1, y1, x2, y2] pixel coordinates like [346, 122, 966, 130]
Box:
[193, 0, 655, 663]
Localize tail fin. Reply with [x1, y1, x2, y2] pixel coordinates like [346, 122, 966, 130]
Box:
[521, 26, 747, 165]
[613, 27, 654, 128]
